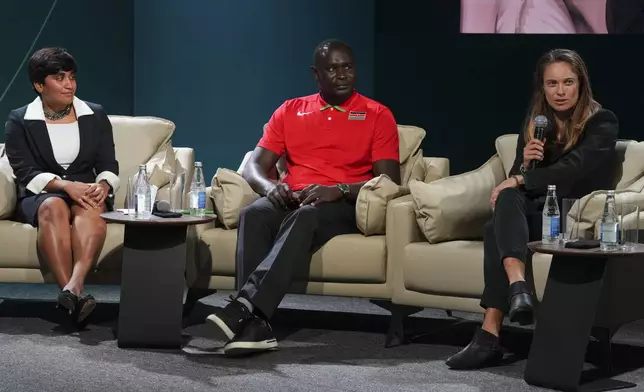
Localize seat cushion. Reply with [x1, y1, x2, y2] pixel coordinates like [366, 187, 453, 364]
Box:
[199, 229, 387, 283]
[403, 240, 552, 299]
[0, 221, 124, 269]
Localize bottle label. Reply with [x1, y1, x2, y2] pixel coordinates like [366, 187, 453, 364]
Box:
[198, 191, 206, 209]
[189, 192, 198, 209]
[601, 223, 618, 243]
[136, 195, 146, 212]
[542, 216, 560, 237]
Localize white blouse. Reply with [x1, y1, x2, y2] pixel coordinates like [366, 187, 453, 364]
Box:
[46, 122, 80, 169]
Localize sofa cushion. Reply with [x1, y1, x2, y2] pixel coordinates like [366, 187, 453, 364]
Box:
[403, 241, 552, 300]
[108, 115, 175, 206]
[616, 141, 644, 190]
[0, 154, 16, 219]
[356, 174, 405, 236]
[410, 155, 506, 243]
[144, 141, 176, 189]
[424, 157, 450, 183]
[398, 126, 426, 186]
[0, 222, 124, 269]
[200, 229, 387, 283]
[211, 168, 260, 229]
[495, 134, 519, 177]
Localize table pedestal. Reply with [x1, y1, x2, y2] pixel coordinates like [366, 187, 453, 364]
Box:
[117, 224, 187, 349]
[524, 254, 636, 392]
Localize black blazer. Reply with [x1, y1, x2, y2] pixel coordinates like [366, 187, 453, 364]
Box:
[4, 97, 119, 204]
[509, 108, 619, 200]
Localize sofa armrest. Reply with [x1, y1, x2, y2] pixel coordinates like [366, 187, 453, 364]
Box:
[386, 195, 424, 288]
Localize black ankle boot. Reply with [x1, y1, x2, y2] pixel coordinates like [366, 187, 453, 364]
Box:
[508, 281, 534, 325]
[445, 328, 503, 370]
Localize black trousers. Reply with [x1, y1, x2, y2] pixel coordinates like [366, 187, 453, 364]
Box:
[480, 188, 544, 313]
[236, 197, 359, 319]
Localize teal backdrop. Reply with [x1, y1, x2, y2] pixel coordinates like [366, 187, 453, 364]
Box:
[133, 0, 376, 179]
[0, 0, 133, 127]
[2, 0, 643, 180]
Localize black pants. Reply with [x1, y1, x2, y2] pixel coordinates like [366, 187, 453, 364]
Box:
[480, 188, 544, 313]
[236, 197, 359, 319]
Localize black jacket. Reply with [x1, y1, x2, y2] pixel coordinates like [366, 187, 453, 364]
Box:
[4, 97, 119, 202]
[509, 108, 619, 200]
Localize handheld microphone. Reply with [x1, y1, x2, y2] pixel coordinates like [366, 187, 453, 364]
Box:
[153, 199, 171, 212]
[531, 115, 548, 170]
[153, 199, 182, 218]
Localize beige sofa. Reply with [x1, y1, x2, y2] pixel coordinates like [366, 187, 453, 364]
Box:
[387, 134, 644, 345]
[0, 115, 198, 285]
[192, 125, 450, 306]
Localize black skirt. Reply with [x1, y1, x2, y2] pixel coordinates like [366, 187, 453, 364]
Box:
[14, 191, 114, 227]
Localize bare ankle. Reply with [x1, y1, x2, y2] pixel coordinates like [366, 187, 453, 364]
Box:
[63, 282, 83, 296]
[481, 308, 504, 337]
[481, 324, 500, 337]
[503, 257, 526, 285]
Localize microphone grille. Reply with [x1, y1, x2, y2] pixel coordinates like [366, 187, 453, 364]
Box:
[534, 115, 548, 128]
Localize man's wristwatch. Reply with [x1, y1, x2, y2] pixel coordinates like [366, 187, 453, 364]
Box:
[337, 183, 350, 198]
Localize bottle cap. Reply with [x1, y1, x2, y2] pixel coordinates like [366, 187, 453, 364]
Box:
[547, 185, 556, 190]
[195, 162, 203, 167]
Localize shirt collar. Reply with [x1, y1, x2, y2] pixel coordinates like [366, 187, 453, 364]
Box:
[24, 95, 94, 121]
[318, 91, 358, 113]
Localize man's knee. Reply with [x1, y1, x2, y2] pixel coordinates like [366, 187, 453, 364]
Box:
[38, 198, 70, 226]
[290, 204, 318, 221]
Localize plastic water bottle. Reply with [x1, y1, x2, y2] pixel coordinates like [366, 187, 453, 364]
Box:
[189, 162, 207, 217]
[600, 190, 619, 251]
[542, 185, 561, 244]
[134, 164, 152, 220]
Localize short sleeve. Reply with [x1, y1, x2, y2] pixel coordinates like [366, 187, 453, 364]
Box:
[257, 102, 286, 157]
[372, 107, 400, 162]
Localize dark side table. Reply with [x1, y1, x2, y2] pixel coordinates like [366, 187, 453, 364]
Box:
[101, 211, 215, 349]
[524, 241, 644, 392]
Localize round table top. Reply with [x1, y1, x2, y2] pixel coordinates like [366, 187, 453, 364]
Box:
[528, 241, 644, 258]
[101, 210, 216, 226]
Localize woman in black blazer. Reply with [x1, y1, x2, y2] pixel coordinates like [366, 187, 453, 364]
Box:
[4, 47, 120, 325]
[446, 48, 619, 370]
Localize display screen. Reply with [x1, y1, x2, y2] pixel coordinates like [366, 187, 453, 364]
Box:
[460, 0, 644, 34]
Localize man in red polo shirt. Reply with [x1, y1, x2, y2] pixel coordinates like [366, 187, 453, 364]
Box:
[206, 39, 401, 357]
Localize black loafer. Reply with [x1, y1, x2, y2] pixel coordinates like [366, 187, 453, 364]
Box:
[56, 290, 79, 316]
[76, 294, 97, 324]
[508, 281, 534, 326]
[445, 328, 504, 370]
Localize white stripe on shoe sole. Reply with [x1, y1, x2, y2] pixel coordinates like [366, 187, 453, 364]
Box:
[224, 339, 278, 354]
[206, 314, 235, 340]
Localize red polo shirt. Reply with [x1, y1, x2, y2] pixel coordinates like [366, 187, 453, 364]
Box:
[257, 92, 400, 191]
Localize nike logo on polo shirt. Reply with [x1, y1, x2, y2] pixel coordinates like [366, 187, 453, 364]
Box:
[297, 111, 313, 116]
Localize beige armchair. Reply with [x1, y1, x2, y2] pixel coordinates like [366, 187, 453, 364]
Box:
[0, 115, 196, 285]
[386, 135, 644, 346]
[191, 125, 450, 311]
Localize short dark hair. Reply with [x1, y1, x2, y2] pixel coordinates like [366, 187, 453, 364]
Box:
[28, 47, 77, 90]
[312, 39, 353, 66]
